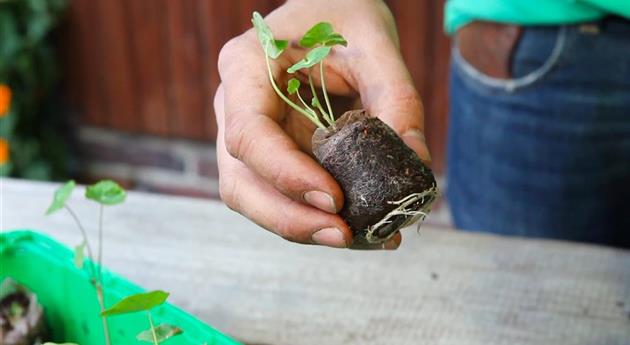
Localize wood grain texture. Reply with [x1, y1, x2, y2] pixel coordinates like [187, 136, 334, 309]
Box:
[127, 0, 172, 136]
[3, 179, 629, 345]
[94, 0, 139, 131]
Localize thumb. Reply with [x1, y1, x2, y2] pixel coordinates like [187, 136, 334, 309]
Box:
[354, 50, 432, 164]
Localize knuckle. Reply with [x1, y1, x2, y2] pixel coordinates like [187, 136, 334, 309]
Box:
[223, 114, 250, 160]
[385, 85, 424, 133]
[390, 84, 423, 112]
[275, 221, 303, 244]
[218, 175, 240, 211]
[213, 84, 225, 124]
[269, 163, 301, 196]
[218, 36, 246, 76]
[273, 208, 307, 244]
[218, 32, 257, 78]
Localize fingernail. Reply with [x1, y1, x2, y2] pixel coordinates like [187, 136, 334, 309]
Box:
[402, 129, 432, 163]
[383, 239, 399, 250]
[304, 191, 337, 213]
[311, 228, 347, 248]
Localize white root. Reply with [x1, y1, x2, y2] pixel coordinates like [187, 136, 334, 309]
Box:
[365, 185, 440, 244]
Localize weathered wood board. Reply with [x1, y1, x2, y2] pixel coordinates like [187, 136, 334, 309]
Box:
[2, 178, 629, 345]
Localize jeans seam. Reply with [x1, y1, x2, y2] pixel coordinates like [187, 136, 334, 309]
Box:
[452, 26, 567, 92]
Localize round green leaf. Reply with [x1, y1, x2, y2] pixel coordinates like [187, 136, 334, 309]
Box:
[299, 22, 333, 48]
[101, 290, 169, 317]
[287, 78, 301, 94]
[45, 180, 75, 215]
[85, 180, 126, 205]
[300, 22, 347, 48]
[287, 46, 331, 73]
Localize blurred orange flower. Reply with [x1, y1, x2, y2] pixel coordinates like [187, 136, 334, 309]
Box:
[0, 138, 8, 164]
[0, 84, 11, 117]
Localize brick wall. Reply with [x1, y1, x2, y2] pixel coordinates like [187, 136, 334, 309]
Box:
[76, 127, 453, 228]
[77, 126, 219, 199]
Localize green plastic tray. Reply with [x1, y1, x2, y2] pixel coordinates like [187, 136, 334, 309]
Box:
[0, 230, 240, 345]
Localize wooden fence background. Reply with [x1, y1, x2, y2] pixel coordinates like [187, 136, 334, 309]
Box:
[59, 0, 450, 171]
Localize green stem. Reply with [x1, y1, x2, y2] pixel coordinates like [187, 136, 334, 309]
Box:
[148, 311, 159, 345]
[64, 205, 98, 280]
[319, 62, 335, 128]
[296, 91, 318, 118]
[264, 43, 327, 130]
[96, 285, 112, 345]
[308, 72, 334, 127]
[97, 204, 104, 284]
[65, 205, 110, 345]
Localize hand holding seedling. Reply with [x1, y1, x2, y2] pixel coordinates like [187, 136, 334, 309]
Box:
[215, 0, 432, 249]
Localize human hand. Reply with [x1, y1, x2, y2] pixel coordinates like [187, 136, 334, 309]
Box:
[215, 0, 431, 249]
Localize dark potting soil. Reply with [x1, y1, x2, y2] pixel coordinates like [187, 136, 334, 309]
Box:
[0, 288, 47, 345]
[312, 110, 438, 246]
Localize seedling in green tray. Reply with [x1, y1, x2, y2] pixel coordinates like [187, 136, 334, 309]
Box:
[45, 180, 182, 345]
[101, 290, 182, 344]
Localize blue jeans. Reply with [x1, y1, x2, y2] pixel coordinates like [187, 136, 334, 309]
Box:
[447, 17, 630, 248]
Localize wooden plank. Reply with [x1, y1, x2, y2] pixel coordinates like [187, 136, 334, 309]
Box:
[126, 0, 171, 137]
[94, 0, 139, 131]
[164, 0, 206, 139]
[387, 1, 433, 102]
[426, 0, 450, 173]
[3, 178, 630, 345]
[195, 0, 216, 140]
[62, 0, 108, 126]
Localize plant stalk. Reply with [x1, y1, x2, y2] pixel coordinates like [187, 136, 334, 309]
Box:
[264, 42, 327, 130]
[148, 311, 159, 345]
[319, 62, 335, 129]
[308, 72, 334, 127]
[64, 205, 111, 345]
[96, 284, 112, 345]
[64, 205, 98, 280]
[296, 91, 318, 118]
[98, 204, 104, 283]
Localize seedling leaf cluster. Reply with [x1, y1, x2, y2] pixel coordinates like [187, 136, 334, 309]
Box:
[251, 12, 347, 131]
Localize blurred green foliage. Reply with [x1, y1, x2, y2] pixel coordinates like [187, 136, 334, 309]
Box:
[0, 0, 69, 180]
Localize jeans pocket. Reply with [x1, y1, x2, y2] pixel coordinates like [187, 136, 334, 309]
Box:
[452, 26, 567, 93]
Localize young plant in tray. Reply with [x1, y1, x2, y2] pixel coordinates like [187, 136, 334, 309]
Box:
[45, 180, 183, 345]
[101, 290, 182, 345]
[252, 12, 439, 246]
[46, 180, 126, 345]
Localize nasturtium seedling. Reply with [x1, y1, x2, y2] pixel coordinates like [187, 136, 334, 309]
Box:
[251, 11, 287, 59]
[45, 180, 75, 215]
[136, 324, 183, 343]
[46, 179, 131, 345]
[101, 290, 169, 317]
[86, 180, 126, 205]
[251, 12, 347, 131]
[299, 22, 347, 48]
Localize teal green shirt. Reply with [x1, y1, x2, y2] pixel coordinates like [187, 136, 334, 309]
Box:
[445, 0, 630, 33]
